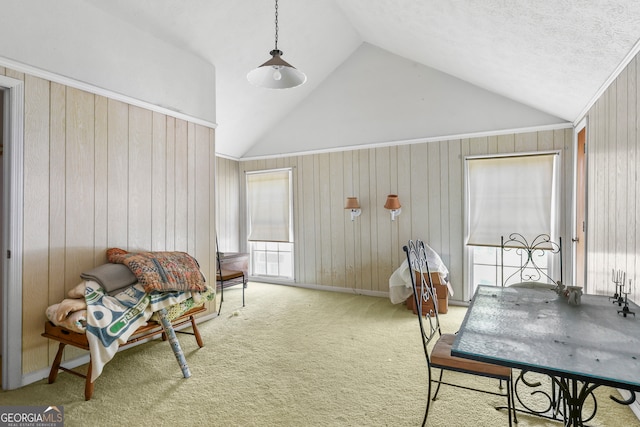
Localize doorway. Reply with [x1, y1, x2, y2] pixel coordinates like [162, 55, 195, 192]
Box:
[1, 74, 24, 390]
[0, 88, 3, 386]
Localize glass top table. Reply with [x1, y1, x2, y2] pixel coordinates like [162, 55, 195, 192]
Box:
[452, 285, 640, 425]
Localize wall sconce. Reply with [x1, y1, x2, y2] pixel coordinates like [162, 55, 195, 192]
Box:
[384, 194, 402, 221]
[345, 197, 362, 221]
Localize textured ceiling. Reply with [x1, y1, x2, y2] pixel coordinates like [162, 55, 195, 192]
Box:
[84, 0, 640, 159]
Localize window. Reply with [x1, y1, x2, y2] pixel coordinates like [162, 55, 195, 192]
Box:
[472, 245, 553, 288]
[465, 152, 560, 294]
[250, 241, 293, 278]
[246, 169, 294, 280]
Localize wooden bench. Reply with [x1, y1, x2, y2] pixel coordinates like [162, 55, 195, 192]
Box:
[42, 306, 205, 400]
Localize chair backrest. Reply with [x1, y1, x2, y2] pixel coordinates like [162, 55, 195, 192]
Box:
[403, 240, 441, 352]
[500, 233, 562, 287]
[215, 236, 223, 276]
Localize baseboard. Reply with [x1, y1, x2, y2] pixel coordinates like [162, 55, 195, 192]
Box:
[618, 389, 640, 421]
[21, 354, 91, 387]
[252, 279, 388, 298]
[449, 299, 470, 307]
[249, 278, 473, 306]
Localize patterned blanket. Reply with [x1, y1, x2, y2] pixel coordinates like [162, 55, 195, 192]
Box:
[84, 281, 214, 382]
[107, 248, 206, 293]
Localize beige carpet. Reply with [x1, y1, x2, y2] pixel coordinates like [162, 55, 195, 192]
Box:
[2, 282, 639, 426]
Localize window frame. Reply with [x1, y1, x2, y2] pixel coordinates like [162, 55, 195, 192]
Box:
[464, 150, 562, 299]
[245, 168, 294, 281]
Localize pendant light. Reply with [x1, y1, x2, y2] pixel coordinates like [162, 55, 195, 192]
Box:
[247, 0, 306, 89]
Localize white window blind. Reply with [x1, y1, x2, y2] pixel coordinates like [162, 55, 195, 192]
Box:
[466, 153, 558, 247]
[247, 169, 292, 242]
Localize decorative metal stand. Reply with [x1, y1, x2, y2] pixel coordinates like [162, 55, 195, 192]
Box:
[618, 279, 636, 318]
[610, 269, 625, 306]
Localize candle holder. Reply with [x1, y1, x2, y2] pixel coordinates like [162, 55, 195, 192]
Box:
[618, 279, 636, 318]
[610, 269, 625, 306]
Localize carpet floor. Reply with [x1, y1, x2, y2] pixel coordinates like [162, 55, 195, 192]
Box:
[2, 282, 639, 426]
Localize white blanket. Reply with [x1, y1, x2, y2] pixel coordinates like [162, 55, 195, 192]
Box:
[84, 281, 194, 382]
[389, 244, 453, 304]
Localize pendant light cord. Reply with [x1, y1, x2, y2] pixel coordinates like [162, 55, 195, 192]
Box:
[274, 0, 279, 51]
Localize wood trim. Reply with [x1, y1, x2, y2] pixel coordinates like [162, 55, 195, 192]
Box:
[0, 73, 24, 390]
[0, 57, 217, 130]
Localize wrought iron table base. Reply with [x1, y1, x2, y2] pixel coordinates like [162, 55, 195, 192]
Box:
[498, 370, 637, 426]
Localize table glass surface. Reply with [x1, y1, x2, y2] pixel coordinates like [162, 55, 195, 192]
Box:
[451, 285, 640, 391]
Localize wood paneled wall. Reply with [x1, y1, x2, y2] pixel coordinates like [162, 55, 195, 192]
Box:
[1, 67, 216, 375]
[586, 52, 640, 301]
[215, 157, 240, 252]
[225, 128, 573, 299]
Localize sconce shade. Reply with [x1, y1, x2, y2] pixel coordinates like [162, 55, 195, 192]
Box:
[345, 197, 360, 210]
[384, 195, 401, 210]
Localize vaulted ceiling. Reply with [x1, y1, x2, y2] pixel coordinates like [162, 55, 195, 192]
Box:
[84, 0, 640, 159]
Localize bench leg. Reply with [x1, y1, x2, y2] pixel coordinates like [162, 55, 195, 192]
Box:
[162, 314, 204, 348]
[85, 359, 94, 401]
[190, 315, 204, 348]
[47, 341, 95, 400]
[48, 343, 66, 384]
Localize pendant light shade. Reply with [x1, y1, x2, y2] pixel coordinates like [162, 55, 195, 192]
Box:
[247, 0, 306, 89]
[247, 49, 306, 89]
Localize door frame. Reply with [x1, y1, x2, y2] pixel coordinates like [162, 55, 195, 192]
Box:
[571, 117, 587, 289]
[1, 74, 24, 390]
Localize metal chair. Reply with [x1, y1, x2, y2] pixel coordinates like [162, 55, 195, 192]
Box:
[216, 238, 246, 310]
[500, 233, 562, 288]
[403, 240, 515, 426]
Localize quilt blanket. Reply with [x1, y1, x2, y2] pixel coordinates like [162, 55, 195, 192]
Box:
[84, 281, 212, 382]
[107, 248, 206, 293]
